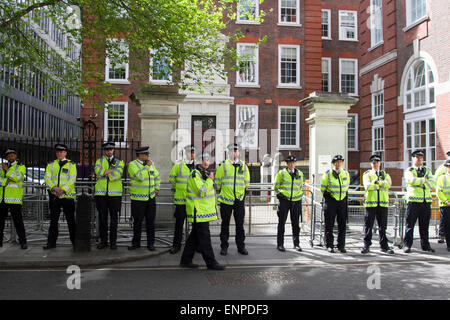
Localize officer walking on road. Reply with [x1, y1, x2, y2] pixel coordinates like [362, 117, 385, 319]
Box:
[180, 151, 224, 270]
[168, 144, 197, 254]
[94, 142, 124, 250]
[361, 155, 394, 254]
[435, 150, 450, 244]
[43, 144, 77, 250]
[0, 149, 27, 249]
[274, 155, 304, 252]
[320, 155, 350, 253]
[403, 150, 435, 253]
[127, 147, 160, 251]
[436, 159, 450, 252]
[215, 143, 250, 256]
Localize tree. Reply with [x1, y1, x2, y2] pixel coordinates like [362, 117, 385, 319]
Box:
[0, 0, 266, 108]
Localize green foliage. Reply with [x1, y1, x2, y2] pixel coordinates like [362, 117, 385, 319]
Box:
[0, 0, 266, 109]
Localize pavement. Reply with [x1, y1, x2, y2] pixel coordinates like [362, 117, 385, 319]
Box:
[1, 230, 449, 269]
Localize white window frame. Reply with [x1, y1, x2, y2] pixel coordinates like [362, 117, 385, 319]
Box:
[370, 0, 383, 48]
[278, 45, 301, 88]
[322, 57, 331, 92]
[339, 58, 358, 96]
[278, 106, 300, 149]
[404, 116, 436, 170]
[149, 49, 172, 85]
[405, 0, 427, 28]
[278, 0, 301, 26]
[105, 39, 129, 84]
[236, 43, 259, 87]
[321, 9, 331, 39]
[372, 90, 384, 120]
[236, 105, 259, 149]
[104, 102, 128, 147]
[237, 0, 260, 24]
[372, 125, 385, 162]
[403, 59, 436, 114]
[339, 10, 358, 41]
[348, 113, 358, 151]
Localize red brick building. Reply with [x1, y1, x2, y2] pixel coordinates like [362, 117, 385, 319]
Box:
[358, 0, 450, 186]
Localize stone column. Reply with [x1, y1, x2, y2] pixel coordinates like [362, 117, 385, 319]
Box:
[300, 92, 358, 185]
[134, 87, 186, 223]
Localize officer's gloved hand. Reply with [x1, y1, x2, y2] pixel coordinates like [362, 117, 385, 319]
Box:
[323, 191, 332, 201]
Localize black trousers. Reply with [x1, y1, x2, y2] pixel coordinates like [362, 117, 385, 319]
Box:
[324, 197, 347, 249]
[220, 200, 246, 250]
[95, 196, 121, 245]
[440, 207, 450, 248]
[363, 206, 389, 249]
[438, 214, 446, 238]
[47, 195, 76, 246]
[277, 199, 301, 247]
[172, 204, 186, 248]
[131, 198, 156, 247]
[180, 221, 217, 267]
[0, 202, 27, 245]
[403, 202, 431, 250]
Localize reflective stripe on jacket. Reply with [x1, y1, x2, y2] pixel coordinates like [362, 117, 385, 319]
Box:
[94, 156, 124, 197]
[186, 168, 218, 223]
[404, 166, 435, 203]
[363, 170, 391, 208]
[0, 162, 25, 204]
[44, 159, 77, 199]
[215, 159, 250, 205]
[128, 160, 160, 201]
[274, 168, 304, 202]
[437, 174, 450, 207]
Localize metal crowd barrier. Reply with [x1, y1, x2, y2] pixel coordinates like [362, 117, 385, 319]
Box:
[2, 182, 444, 249]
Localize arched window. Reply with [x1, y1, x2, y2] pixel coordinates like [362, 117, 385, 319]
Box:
[403, 58, 437, 170]
[404, 59, 435, 112]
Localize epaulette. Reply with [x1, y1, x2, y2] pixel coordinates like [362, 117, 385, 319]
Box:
[363, 170, 371, 175]
[409, 167, 415, 171]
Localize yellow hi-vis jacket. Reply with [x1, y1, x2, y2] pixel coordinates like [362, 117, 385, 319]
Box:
[320, 169, 350, 201]
[404, 166, 435, 203]
[0, 161, 25, 204]
[274, 168, 304, 201]
[437, 173, 450, 207]
[363, 169, 392, 207]
[128, 160, 160, 201]
[169, 160, 195, 205]
[215, 159, 250, 204]
[186, 167, 218, 223]
[45, 159, 77, 199]
[94, 156, 124, 197]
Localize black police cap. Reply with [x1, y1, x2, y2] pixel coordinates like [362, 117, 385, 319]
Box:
[102, 142, 115, 149]
[412, 150, 424, 157]
[4, 149, 16, 157]
[227, 143, 240, 151]
[184, 144, 196, 153]
[135, 146, 150, 155]
[332, 154, 344, 163]
[285, 155, 296, 162]
[55, 143, 68, 151]
[444, 159, 450, 167]
[369, 154, 381, 162]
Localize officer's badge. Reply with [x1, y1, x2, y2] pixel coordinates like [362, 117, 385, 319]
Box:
[62, 168, 68, 174]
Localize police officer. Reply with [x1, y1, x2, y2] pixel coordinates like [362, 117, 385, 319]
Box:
[43, 144, 77, 250]
[436, 159, 450, 252]
[0, 149, 27, 249]
[435, 150, 450, 244]
[180, 151, 224, 270]
[274, 155, 304, 252]
[361, 155, 394, 254]
[94, 142, 124, 250]
[168, 144, 197, 254]
[403, 150, 435, 253]
[215, 143, 250, 256]
[127, 146, 160, 251]
[320, 155, 350, 253]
